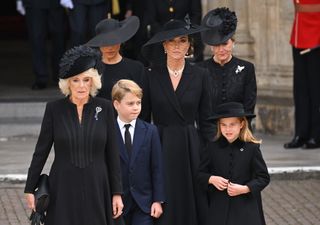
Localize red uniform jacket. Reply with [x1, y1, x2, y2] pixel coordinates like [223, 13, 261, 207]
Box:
[290, 0, 320, 48]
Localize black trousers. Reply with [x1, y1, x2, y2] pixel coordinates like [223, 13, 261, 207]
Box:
[25, 6, 65, 83]
[292, 47, 320, 140]
[68, 2, 108, 47]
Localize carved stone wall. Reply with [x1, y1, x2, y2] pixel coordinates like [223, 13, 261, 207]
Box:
[202, 0, 295, 135]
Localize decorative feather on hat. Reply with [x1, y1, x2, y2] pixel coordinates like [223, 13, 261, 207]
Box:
[59, 45, 102, 79]
[201, 7, 237, 45]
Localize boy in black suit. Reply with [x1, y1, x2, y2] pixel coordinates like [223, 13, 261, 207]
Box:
[112, 79, 165, 225]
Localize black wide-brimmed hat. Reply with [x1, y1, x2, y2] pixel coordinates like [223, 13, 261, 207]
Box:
[86, 16, 139, 47]
[209, 102, 255, 121]
[201, 7, 237, 45]
[142, 15, 207, 64]
[59, 45, 101, 79]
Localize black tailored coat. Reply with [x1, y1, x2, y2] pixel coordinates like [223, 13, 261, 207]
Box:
[197, 56, 257, 114]
[116, 119, 165, 214]
[22, 0, 60, 8]
[198, 137, 270, 225]
[25, 97, 123, 225]
[97, 58, 145, 101]
[141, 62, 213, 225]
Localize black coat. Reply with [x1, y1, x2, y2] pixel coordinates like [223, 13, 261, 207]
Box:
[197, 56, 257, 114]
[97, 58, 145, 101]
[25, 97, 123, 225]
[22, 0, 60, 8]
[198, 137, 270, 225]
[141, 62, 213, 225]
[145, 0, 202, 33]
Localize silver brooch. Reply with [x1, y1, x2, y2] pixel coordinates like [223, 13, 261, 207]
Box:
[94, 106, 102, 120]
[240, 148, 244, 152]
[235, 65, 245, 74]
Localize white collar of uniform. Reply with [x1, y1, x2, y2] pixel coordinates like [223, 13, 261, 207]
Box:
[117, 117, 137, 130]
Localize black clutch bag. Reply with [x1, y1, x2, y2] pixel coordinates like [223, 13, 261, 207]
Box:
[30, 174, 50, 225]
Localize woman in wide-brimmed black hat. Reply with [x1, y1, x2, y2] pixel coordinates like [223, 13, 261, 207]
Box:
[24, 45, 124, 225]
[198, 102, 270, 225]
[197, 7, 257, 129]
[140, 16, 214, 225]
[86, 16, 145, 101]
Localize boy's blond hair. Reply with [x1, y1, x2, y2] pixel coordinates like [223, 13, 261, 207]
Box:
[215, 117, 262, 144]
[111, 79, 143, 102]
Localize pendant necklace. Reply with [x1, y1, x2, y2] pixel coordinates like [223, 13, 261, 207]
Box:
[167, 64, 185, 78]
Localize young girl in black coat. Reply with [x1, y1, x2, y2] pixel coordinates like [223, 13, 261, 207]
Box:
[198, 102, 270, 225]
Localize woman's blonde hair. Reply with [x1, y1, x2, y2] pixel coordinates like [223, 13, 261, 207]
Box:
[215, 117, 261, 144]
[58, 68, 102, 97]
[112, 79, 143, 102]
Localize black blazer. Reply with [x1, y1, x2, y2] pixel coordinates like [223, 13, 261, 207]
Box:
[144, 0, 202, 34]
[198, 138, 270, 225]
[22, 0, 60, 8]
[116, 119, 165, 214]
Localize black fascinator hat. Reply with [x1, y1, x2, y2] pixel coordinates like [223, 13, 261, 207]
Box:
[201, 7, 237, 45]
[59, 45, 102, 79]
[209, 102, 255, 122]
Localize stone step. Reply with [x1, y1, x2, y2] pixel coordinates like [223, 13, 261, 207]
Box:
[0, 102, 46, 138]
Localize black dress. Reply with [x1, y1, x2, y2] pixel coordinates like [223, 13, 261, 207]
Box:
[25, 97, 123, 225]
[197, 56, 257, 114]
[141, 62, 213, 225]
[197, 137, 270, 225]
[97, 58, 145, 100]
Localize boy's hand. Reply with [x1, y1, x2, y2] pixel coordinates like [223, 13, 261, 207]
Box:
[227, 182, 250, 196]
[209, 175, 228, 191]
[112, 195, 124, 218]
[150, 202, 163, 218]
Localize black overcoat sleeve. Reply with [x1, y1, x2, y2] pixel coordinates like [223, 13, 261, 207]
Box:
[140, 67, 152, 122]
[105, 100, 123, 194]
[25, 102, 54, 193]
[246, 144, 270, 197]
[243, 62, 257, 114]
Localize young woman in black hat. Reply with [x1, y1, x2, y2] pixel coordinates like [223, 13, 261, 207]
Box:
[198, 102, 270, 225]
[140, 16, 214, 225]
[24, 45, 124, 225]
[198, 8, 257, 129]
[86, 16, 145, 101]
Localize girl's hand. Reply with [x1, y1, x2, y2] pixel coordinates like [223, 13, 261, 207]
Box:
[25, 193, 35, 211]
[112, 195, 124, 219]
[227, 182, 250, 196]
[209, 176, 229, 191]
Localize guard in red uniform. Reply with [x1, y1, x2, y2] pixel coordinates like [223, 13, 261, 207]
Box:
[284, 0, 320, 149]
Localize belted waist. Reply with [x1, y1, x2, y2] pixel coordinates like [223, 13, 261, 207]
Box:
[295, 4, 320, 13]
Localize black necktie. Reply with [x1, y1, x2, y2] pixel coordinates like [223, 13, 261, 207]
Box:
[124, 124, 132, 156]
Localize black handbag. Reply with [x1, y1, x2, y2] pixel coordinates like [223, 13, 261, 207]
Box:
[29, 174, 50, 225]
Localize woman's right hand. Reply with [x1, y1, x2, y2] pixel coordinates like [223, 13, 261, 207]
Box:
[209, 175, 229, 191]
[25, 193, 35, 211]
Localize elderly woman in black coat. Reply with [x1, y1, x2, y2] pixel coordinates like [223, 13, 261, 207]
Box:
[24, 46, 124, 225]
[141, 16, 213, 225]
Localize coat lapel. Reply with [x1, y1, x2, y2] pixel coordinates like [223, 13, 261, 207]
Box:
[175, 62, 195, 99]
[116, 125, 129, 163]
[154, 65, 185, 120]
[130, 119, 146, 166]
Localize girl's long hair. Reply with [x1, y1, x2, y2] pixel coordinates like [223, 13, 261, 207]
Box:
[215, 117, 262, 144]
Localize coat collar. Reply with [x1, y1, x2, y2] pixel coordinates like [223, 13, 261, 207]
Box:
[217, 136, 245, 149]
[118, 119, 146, 164]
[153, 61, 195, 121]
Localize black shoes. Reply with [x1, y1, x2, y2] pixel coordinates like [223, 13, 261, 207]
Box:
[284, 136, 320, 149]
[302, 138, 320, 149]
[284, 136, 306, 149]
